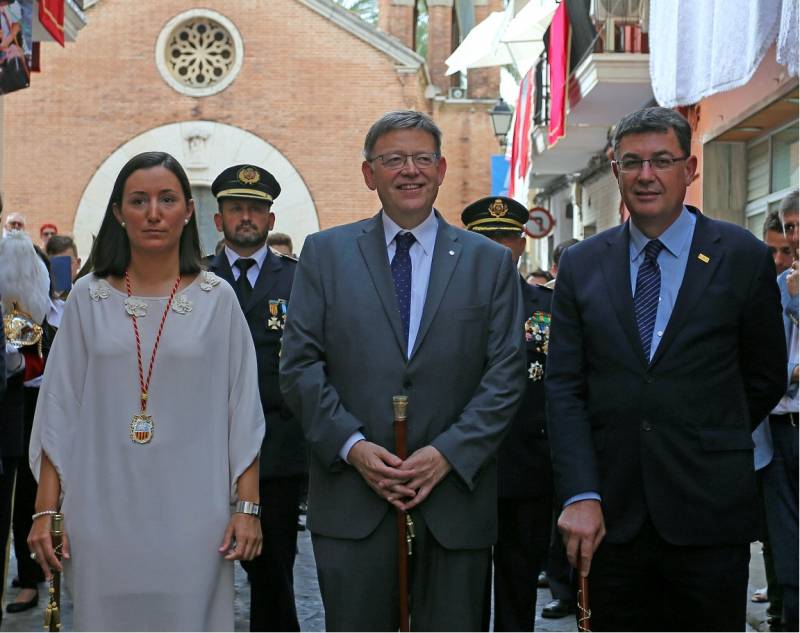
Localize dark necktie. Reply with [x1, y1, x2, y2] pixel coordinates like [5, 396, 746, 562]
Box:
[234, 258, 256, 304]
[391, 232, 416, 346]
[634, 239, 664, 359]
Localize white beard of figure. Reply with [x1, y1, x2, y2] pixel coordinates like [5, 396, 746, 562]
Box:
[0, 230, 51, 324]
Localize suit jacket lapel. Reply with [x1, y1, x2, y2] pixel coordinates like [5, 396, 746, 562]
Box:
[600, 223, 648, 369]
[410, 216, 461, 359]
[245, 249, 282, 314]
[357, 213, 407, 358]
[209, 252, 236, 287]
[650, 211, 721, 368]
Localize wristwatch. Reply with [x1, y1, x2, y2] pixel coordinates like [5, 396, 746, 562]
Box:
[234, 500, 262, 517]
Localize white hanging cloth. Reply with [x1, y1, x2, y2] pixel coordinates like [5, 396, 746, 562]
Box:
[649, 0, 796, 107]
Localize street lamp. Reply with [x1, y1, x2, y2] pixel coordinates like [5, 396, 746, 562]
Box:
[488, 97, 514, 150]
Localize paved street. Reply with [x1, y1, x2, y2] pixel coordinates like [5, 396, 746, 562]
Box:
[0, 535, 771, 631]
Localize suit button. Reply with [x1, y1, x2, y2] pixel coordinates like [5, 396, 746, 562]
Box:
[641, 420, 653, 431]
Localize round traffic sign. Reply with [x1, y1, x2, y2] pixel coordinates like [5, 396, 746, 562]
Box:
[524, 207, 555, 239]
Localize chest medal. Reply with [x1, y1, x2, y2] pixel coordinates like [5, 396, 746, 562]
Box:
[525, 311, 551, 355]
[267, 299, 288, 331]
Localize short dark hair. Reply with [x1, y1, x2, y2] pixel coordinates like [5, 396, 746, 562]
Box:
[267, 232, 293, 250]
[779, 189, 799, 219]
[363, 111, 442, 159]
[613, 107, 692, 158]
[84, 152, 203, 278]
[45, 234, 78, 258]
[763, 211, 785, 239]
[552, 238, 579, 267]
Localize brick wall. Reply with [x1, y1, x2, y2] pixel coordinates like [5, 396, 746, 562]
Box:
[2, 0, 495, 246]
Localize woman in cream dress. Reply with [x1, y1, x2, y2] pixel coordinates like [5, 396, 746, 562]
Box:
[27, 151, 265, 631]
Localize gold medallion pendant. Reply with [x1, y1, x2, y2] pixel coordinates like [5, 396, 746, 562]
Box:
[130, 413, 154, 444]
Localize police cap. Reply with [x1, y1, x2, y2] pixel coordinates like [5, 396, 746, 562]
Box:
[211, 165, 281, 203]
[461, 196, 529, 234]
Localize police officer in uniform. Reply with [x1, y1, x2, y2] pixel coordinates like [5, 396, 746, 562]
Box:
[462, 196, 553, 631]
[207, 165, 305, 631]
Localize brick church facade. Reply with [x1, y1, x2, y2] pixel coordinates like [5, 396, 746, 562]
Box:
[2, 0, 502, 256]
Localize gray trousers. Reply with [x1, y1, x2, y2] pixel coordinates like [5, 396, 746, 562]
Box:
[311, 508, 491, 631]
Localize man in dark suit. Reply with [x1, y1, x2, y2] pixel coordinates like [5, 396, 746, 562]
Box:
[280, 111, 526, 631]
[762, 190, 798, 632]
[462, 196, 553, 631]
[545, 106, 787, 631]
[206, 164, 305, 632]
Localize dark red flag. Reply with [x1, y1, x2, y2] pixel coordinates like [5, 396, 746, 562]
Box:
[547, 1, 570, 148]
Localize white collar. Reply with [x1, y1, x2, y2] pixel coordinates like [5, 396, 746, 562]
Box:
[224, 243, 269, 271]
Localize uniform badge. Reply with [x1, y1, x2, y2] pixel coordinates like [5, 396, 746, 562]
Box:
[528, 361, 544, 382]
[525, 310, 551, 355]
[489, 198, 508, 218]
[238, 166, 261, 185]
[267, 299, 288, 330]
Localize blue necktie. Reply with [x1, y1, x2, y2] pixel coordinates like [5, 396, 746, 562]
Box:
[391, 232, 416, 346]
[634, 239, 664, 359]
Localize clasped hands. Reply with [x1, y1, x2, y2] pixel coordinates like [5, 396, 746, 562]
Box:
[347, 441, 451, 511]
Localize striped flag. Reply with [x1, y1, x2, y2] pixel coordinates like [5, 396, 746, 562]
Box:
[508, 65, 534, 200]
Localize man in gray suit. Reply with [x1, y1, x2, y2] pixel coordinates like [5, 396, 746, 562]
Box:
[280, 111, 526, 631]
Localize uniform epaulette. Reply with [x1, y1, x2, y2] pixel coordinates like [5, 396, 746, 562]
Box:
[273, 249, 298, 262]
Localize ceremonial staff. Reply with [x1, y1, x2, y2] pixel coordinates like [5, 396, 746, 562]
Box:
[44, 512, 64, 631]
[393, 395, 414, 632]
[577, 558, 591, 632]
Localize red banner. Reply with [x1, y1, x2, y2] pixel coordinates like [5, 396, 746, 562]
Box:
[547, 1, 570, 148]
[39, 0, 64, 46]
[508, 66, 534, 199]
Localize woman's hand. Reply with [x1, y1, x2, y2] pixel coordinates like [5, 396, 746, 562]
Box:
[218, 513, 262, 561]
[28, 515, 70, 581]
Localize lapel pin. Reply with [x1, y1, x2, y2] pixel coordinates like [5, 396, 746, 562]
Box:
[449, 250, 455, 255]
[697, 253, 710, 263]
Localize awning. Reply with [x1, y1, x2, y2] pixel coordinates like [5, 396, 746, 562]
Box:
[445, 11, 512, 75]
[445, 0, 558, 75]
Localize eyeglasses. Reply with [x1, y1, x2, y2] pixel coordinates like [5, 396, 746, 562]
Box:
[784, 222, 798, 234]
[368, 152, 440, 170]
[614, 156, 689, 172]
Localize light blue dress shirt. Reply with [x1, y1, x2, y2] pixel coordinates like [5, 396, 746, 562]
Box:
[628, 206, 696, 360]
[225, 244, 269, 287]
[339, 209, 439, 463]
[565, 207, 696, 508]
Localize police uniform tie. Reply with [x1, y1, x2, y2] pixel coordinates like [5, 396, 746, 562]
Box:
[391, 232, 416, 346]
[634, 239, 664, 359]
[234, 258, 256, 304]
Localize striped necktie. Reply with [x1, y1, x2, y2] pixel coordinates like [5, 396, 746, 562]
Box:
[634, 239, 664, 359]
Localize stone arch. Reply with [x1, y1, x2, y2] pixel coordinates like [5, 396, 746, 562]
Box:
[73, 121, 319, 258]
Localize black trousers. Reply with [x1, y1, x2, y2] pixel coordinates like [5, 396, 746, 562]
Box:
[241, 475, 303, 632]
[546, 504, 573, 602]
[492, 495, 552, 631]
[11, 388, 42, 589]
[0, 457, 17, 628]
[588, 519, 749, 631]
[312, 508, 491, 632]
[763, 415, 799, 631]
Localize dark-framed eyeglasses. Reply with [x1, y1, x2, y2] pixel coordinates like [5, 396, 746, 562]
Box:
[614, 156, 689, 173]
[368, 152, 440, 170]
